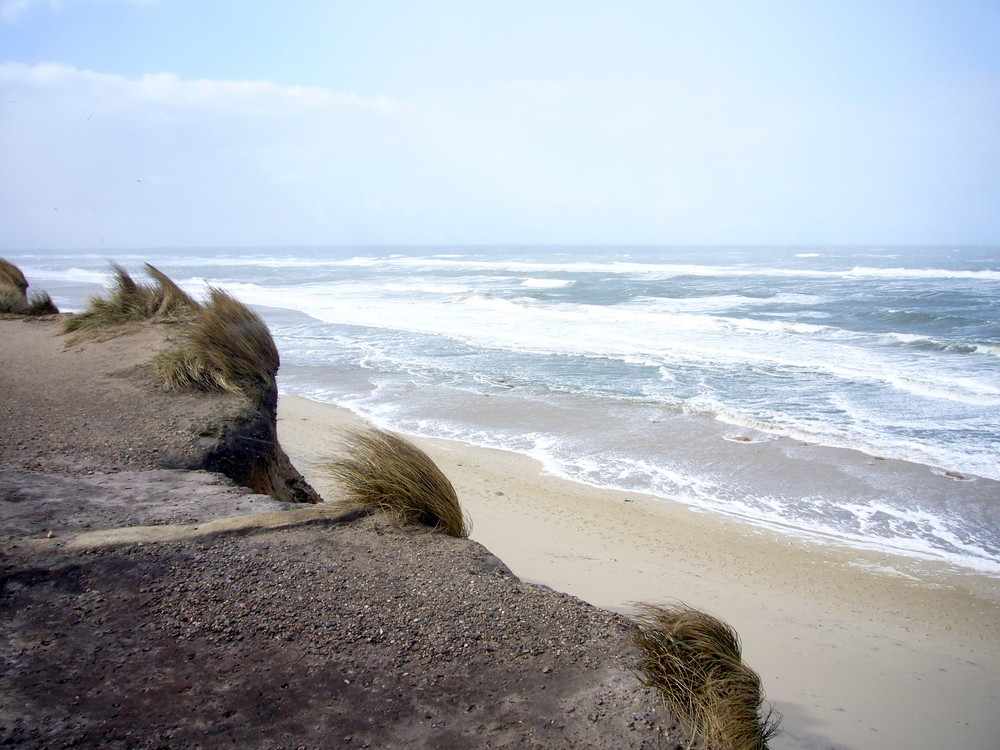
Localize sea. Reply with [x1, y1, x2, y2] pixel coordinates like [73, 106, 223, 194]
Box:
[8, 245, 1000, 575]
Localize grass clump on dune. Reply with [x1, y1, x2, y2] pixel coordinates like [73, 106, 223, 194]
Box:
[0, 286, 31, 314]
[326, 426, 470, 538]
[157, 288, 279, 399]
[62, 262, 199, 335]
[63, 262, 278, 401]
[0, 258, 29, 296]
[0, 258, 59, 315]
[631, 602, 781, 750]
[25, 291, 59, 315]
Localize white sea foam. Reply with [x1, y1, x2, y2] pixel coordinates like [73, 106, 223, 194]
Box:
[880, 371, 1000, 407]
[847, 266, 1000, 280]
[382, 281, 473, 295]
[520, 278, 575, 288]
[455, 415, 1000, 573]
[222, 276, 1000, 419]
[15, 266, 110, 285]
[161, 253, 997, 281]
[631, 292, 828, 314]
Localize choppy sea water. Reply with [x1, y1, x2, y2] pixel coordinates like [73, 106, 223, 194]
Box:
[10, 245, 1000, 574]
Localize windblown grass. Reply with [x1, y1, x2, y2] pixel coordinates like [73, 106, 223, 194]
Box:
[62, 262, 199, 335]
[157, 288, 279, 399]
[0, 258, 29, 295]
[0, 286, 29, 314]
[143, 263, 201, 313]
[25, 290, 59, 315]
[326, 426, 470, 538]
[1, 289, 59, 315]
[631, 602, 781, 750]
[0, 258, 59, 315]
[62, 262, 278, 401]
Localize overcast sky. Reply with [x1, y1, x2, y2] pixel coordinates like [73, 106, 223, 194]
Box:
[1, 0, 998, 249]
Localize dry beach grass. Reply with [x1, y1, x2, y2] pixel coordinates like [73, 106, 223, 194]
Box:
[156, 287, 281, 400]
[632, 603, 781, 750]
[0, 258, 58, 316]
[0, 257, 28, 293]
[62, 263, 278, 402]
[61, 261, 198, 335]
[326, 425, 472, 539]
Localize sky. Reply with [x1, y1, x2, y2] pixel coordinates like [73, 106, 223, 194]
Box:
[1, 0, 998, 249]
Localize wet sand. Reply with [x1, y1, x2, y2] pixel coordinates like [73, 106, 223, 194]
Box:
[279, 394, 1000, 750]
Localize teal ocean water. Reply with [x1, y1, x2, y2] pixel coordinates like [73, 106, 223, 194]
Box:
[10, 245, 1000, 573]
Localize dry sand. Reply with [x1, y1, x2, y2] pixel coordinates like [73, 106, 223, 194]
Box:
[278, 394, 1000, 750]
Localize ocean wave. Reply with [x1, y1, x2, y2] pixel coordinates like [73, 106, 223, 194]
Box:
[248, 281, 1000, 414]
[714, 316, 833, 336]
[155, 253, 1000, 283]
[392, 256, 1000, 282]
[565, 450, 998, 571]
[383, 282, 474, 295]
[847, 266, 1000, 280]
[884, 332, 1000, 357]
[679, 397, 782, 434]
[280, 375, 1000, 575]
[632, 292, 829, 314]
[520, 278, 575, 289]
[677, 390, 1000, 477]
[366, 257, 1000, 282]
[195, 281, 863, 365]
[15, 266, 111, 285]
[879, 372, 1000, 407]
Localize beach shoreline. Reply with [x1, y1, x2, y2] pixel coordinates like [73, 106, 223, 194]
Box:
[14, 245, 1000, 571]
[278, 393, 1000, 750]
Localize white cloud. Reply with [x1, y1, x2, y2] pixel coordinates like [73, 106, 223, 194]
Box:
[1, 0, 155, 24]
[0, 0, 33, 23]
[0, 63, 422, 247]
[1, 55, 996, 248]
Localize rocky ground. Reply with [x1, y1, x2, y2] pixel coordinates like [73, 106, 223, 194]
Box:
[0, 316, 688, 749]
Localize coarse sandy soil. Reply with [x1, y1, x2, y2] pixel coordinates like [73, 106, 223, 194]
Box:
[0, 315, 686, 749]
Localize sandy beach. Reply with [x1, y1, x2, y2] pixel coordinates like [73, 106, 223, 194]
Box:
[279, 393, 1000, 750]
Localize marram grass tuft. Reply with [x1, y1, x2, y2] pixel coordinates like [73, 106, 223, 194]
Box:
[325, 425, 470, 538]
[0, 259, 58, 315]
[631, 602, 781, 750]
[158, 288, 279, 399]
[62, 262, 199, 335]
[0, 258, 28, 295]
[62, 262, 278, 402]
[0, 286, 29, 314]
